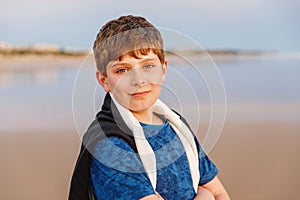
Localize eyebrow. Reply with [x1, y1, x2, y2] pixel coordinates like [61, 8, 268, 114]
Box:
[110, 58, 157, 68]
[139, 58, 157, 63]
[110, 62, 129, 68]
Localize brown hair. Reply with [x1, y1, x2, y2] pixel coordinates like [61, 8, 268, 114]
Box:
[93, 15, 165, 76]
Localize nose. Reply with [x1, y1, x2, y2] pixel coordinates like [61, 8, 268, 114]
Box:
[131, 68, 146, 86]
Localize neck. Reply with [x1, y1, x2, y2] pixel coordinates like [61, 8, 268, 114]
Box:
[131, 109, 163, 125]
[131, 109, 152, 124]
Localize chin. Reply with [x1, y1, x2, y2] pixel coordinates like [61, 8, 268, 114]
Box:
[128, 101, 154, 113]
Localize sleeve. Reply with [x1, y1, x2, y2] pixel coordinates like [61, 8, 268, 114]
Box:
[90, 136, 155, 200]
[195, 137, 219, 186]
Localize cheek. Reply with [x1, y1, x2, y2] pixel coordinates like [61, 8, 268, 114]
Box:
[154, 84, 163, 93]
[148, 72, 165, 84]
[107, 76, 130, 91]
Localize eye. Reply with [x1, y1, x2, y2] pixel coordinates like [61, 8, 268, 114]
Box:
[116, 68, 128, 73]
[144, 64, 155, 69]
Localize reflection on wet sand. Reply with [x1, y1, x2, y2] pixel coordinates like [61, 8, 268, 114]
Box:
[0, 69, 59, 87]
[0, 55, 87, 87]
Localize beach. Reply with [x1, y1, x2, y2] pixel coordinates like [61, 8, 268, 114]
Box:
[1, 54, 299, 199]
[1, 122, 299, 200]
[211, 121, 300, 200]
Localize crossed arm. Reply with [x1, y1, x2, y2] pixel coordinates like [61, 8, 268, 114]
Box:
[195, 176, 230, 200]
[141, 176, 230, 200]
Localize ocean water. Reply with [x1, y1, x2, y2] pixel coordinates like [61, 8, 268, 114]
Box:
[0, 54, 299, 133]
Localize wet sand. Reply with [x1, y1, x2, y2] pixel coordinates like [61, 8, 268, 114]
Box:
[1, 121, 299, 200]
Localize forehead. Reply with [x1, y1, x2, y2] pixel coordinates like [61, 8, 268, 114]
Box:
[109, 51, 160, 66]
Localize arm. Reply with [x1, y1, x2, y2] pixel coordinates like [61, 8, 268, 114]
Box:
[194, 186, 214, 200]
[197, 176, 230, 200]
[192, 133, 229, 200]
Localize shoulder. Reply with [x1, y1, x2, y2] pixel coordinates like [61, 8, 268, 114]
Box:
[171, 109, 192, 128]
[82, 117, 137, 152]
[91, 136, 145, 173]
[94, 136, 136, 154]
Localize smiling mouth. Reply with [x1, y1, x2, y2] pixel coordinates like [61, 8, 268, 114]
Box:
[130, 90, 151, 98]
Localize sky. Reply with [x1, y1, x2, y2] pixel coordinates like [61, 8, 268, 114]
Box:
[1, 0, 300, 51]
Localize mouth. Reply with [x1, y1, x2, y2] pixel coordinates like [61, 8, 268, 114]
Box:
[130, 90, 151, 98]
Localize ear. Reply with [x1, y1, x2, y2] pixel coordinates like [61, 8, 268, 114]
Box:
[161, 60, 168, 81]
[96, 71, 110, 92]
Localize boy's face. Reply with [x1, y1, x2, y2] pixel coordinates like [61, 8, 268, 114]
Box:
[97, 51, 168, 115]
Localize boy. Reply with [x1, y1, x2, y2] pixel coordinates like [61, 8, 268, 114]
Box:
[69, 15, 230, 200]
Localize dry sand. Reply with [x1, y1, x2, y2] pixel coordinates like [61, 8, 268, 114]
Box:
[209, 121, 300, 200]
[1, 121, 299, 200]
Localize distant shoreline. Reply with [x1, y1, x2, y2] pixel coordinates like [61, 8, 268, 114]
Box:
[0, 43, 277, 57]
[0, 46, 88, 56]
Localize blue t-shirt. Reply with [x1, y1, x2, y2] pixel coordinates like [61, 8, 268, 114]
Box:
[90, 120, 218, 200]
